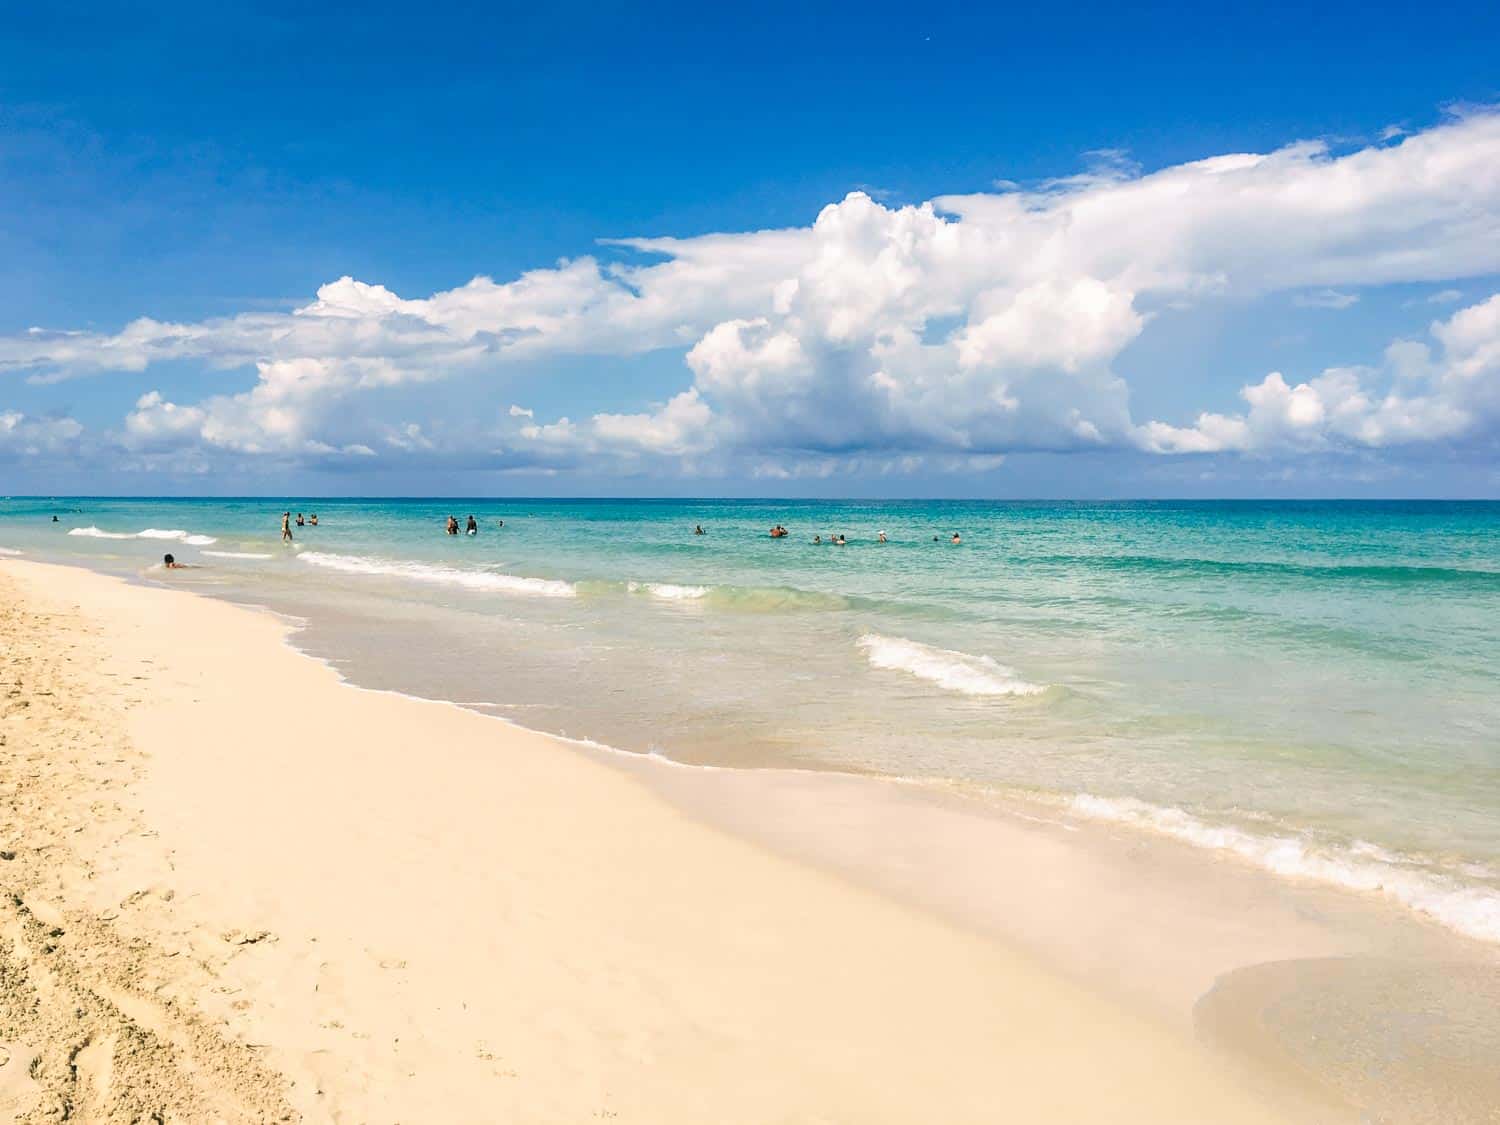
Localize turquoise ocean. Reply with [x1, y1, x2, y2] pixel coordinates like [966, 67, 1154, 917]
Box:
[3, 497, 1498, 946]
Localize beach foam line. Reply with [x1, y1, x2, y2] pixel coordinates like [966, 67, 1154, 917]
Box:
[69, 526, 218, 545]
[857, 633, 1046, 697]
[585, 579, 851, 611]
[0, 546, 22, 556]
[1069, 794, 1500, 946]
[68, 526, 134, 539]
[627, 581, 710, 600]
[298, 551, 577, 598]
[138, 528, 218, 545]
[202, 550, 275, 560]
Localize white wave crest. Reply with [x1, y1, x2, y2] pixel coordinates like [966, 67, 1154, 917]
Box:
[137, 528, 219, 545]
[299, 551, 576, 598]
[1069, 794, 1500, 945]
[0, 546, 22, 556]
[69, 526, 217, 545]
[628, 581, 709, 600]
[201, 550, 274, 560]
[857, 633, 1045, 697]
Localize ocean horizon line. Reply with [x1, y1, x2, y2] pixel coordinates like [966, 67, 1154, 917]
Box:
[11, 494, 1500, 505]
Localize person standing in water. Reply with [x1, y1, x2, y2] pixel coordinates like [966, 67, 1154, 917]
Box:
[281, 512, 293, 542]
[446, 515, 459, 536]
[466, 515, 478, 535]
[309, 514, 318, 526]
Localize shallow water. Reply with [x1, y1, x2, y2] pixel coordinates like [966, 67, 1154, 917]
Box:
[5, 496, 1499, 946]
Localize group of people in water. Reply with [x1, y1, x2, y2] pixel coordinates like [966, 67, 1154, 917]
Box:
[446, 515, 504, 536]
[771, 525, 960, 545]
[158, 510, 956, 572]
[280, 511, 319, 542]
[703, 522, 961, 544]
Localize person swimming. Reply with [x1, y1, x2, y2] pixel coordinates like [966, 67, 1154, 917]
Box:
[51, 515, 59, 522]
[694, 525, 705, 535]
[162, 553, 186, 569]
[446, 515, 459, 535]
[835, 534, 847, 545]
[769, 524, 788, 538]
[951, 532, 962, 544]
[466, 515, 478, 535]
[877, 530, 887, 543]
[282, 512, 293, 542]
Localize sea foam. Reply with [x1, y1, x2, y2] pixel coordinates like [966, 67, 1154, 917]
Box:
[68, 526, 133, 539]
[0, 546, 21, 556]
[69, 526, 218, 545]
[1069, 794, 1500, 945]
[299, 551, 576, 598]
[857, 633, 1046, 697]
[139, 528, 219, 545]
[628, 581, 710, 600]
[201, 550, 275, 560]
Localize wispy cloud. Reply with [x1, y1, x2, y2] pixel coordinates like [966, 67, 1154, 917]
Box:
[1292, 289, 1359, 310]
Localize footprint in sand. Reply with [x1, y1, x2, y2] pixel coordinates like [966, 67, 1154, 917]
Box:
[0, 1041, 43, 1119]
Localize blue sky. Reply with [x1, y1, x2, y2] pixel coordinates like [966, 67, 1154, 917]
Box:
[2, 1, 1499, 496]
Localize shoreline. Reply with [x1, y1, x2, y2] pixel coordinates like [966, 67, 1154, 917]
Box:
[4, 556, 1498, 1119]
[0, 556, 1334, 1122]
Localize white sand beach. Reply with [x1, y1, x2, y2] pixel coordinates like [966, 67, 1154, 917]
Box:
[0, 558, 1340, 1122]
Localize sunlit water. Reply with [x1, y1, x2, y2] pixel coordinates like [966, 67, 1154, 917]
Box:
[5, 497, 1499, 944]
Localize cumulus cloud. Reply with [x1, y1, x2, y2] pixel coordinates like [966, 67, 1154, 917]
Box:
[0, 410, 83, 457]
[4, 109, 1500, 474]
[1140, 293, 1500, 453]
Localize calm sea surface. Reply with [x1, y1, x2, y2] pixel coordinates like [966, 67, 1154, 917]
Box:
[4, 497, 1498, 943]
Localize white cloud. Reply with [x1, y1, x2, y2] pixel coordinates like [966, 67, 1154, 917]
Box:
[1140, 293, 1500, 453]
[4, 109, 1500, 472]
[0, 410, 83, 457]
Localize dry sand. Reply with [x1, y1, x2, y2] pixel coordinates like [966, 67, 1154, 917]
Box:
[0, 558, 1314, 1123]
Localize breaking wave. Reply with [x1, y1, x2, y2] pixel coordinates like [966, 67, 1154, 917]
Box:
[201, 550, 275, 560]
[1069, 794, 1500, 945]
[627, 581, 710, 600]
[137, 528, 218, 545]
[298, 551, 577, 598]
[69, 526, 217, 545]
[857, 633, 1046, 697]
